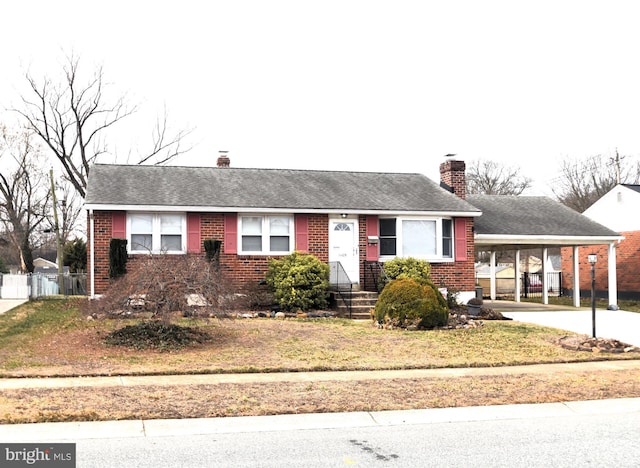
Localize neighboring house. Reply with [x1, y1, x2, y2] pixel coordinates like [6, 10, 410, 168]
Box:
[33, 257, 59, 270]
[84, 157, 481, 300]
[563, 184, 640, 300]
[476, 254, 562, 298]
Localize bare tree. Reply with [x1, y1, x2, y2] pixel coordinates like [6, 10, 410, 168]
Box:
[552, 153, 640, 212]
[0, 125, 51, 272]
[466, 159, 533, 195]
[13, 54, 193, 198]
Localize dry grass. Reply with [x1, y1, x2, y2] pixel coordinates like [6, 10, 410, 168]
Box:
[1, 300, 639, 424]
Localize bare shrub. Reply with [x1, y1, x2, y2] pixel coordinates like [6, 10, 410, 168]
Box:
[84, 254, 237, 321]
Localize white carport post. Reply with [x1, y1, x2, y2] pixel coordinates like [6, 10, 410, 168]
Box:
[514, 249, 521, 302]
[490, 251, 497, 300]
[608, 242, 618, 308]
[572, 246, 580, 308]
[542, 247, 549, 305]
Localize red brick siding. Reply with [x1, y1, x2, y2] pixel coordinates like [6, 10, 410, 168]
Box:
[561, 231, 640, 293]
[89, 212, 476, 295]
[430, 218, 475, 291]
[358, 216, 476, 292]
[87, 211, 116, 295]
[89, 212, 330, 295]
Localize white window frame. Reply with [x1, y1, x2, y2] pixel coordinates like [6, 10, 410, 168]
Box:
[239, 214, 295, 255]
[379, 216, 454, 262]
[127, 212, 187, 254]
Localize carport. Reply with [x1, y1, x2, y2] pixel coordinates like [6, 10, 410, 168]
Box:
[468, 195, 623, 308]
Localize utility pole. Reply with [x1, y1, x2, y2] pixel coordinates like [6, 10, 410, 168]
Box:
[50, 168, 64, 295]
[611, 149, 622, 184]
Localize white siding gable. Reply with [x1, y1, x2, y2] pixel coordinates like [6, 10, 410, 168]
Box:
[583, 185, 640, 232]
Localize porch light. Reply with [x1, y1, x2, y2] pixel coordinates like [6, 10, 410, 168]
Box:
[587, 253, 597, 265]
[340, 213, 348, 219]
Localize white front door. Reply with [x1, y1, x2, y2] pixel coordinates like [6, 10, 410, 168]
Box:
[329, 218, 359, 285]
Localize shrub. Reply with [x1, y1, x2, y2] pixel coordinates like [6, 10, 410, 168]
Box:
[382, 257, 432, 285]
[265, 252, 330, 311]
[374, 277, 448, 329]
[84, 253, 235, 321]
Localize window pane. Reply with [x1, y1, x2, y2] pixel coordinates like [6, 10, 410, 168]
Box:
[379, 218, 396, 236]
[242, 236, 262, 251]
[161, 214, 182, 234]
[380, 238, 396, 256]
[242, 217, 262, 235]
[161, 234, 182, 251]
[270, 236, 289, 251]
[402, 220, 436, 256]
[269, 216, 289, 235]
[131, 214, 152, 232]
[131, 234, 152, 251]
[442, 219, 453, 258]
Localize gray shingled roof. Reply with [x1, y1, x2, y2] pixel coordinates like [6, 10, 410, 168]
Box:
[622, 184, 640, 193]
[85, 164, 481, 214]
[467, 194, 620, 237]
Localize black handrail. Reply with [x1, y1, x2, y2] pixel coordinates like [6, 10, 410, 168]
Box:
[328, 261, 353, 318]
[364, 261, 389, 292]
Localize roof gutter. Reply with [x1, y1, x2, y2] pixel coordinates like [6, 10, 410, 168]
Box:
[83, 203, 482, 218]
[474, 233, 625, 246]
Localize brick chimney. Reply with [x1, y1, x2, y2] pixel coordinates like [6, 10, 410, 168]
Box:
[439, 159, 466, 199]
[216, 151, 230, 168]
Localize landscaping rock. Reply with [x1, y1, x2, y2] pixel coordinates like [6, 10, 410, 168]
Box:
[558, 335, 639, 353]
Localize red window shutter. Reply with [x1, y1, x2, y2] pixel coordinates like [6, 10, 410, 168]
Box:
[224, 213, 238, 254]
[186, 213, 201, 253]
[112, 211, 126, 238]
[295, 214, 309, 253]
[454, 218, 467, 261]
[366, 215, 379, 261]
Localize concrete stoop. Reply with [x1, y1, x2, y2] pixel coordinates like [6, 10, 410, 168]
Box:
[332, 290, 378, 319]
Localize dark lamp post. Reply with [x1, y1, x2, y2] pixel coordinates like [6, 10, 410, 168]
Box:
[588, 254, 597, 338]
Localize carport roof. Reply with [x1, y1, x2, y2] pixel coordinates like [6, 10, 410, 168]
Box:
[467, 194, 623, 250]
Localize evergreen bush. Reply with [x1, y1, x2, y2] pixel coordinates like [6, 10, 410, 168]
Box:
[109, 238, 128, 279]
[203, 239, 222, 263]
[382, 257, 432, 285]
[374, 277, 448, 329]
[265, 252, 330, 312]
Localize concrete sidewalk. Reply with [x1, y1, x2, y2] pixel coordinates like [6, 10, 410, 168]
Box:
[2, 397, 640, 441]
[0, 299, 27, 315]
[1, 359, 640, 390]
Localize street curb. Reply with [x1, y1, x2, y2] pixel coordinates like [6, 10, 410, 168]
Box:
[1, 398, 639, 441]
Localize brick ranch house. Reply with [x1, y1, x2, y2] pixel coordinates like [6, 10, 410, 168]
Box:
[84, 157, 481, 301]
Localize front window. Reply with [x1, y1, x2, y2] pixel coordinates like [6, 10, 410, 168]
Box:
[129, 213, 186, 253]
[240, 215, 293, 254]
[379, 217, 453, 261]
[379, 218, 397, 256]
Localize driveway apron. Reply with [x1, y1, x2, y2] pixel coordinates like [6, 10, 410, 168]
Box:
[503, 309, 640, 347]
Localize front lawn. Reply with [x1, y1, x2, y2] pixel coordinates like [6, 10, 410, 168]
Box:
[0, 300, 637, 378]
[1, 299, 639, 424]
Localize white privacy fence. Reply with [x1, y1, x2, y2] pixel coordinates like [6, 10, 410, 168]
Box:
[0, 273, 87, 299]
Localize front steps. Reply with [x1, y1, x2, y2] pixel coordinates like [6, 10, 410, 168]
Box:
[331, 290, 378, 319]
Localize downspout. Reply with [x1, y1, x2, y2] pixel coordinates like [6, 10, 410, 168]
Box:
[89, 208, 95, 298]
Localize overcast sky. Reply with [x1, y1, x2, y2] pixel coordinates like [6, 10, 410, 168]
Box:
[2, 1, 639, 196]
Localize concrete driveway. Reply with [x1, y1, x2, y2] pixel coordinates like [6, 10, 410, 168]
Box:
[503, 309, 640, 347]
